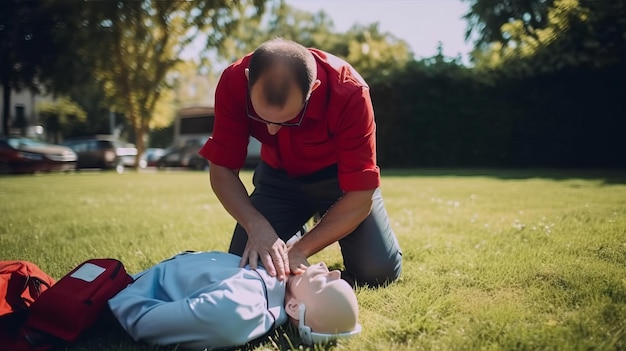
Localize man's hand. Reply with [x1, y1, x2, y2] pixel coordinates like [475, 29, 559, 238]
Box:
[208, 164, 291, 280]
[240, 227, 290, 281]
[287, 246, 309, 275]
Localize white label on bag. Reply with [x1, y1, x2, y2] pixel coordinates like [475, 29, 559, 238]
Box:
[70, 263, 106, 282]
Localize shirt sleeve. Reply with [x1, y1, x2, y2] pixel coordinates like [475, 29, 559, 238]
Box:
[199, 65, 250, 169]
[335, 87, 380, 191]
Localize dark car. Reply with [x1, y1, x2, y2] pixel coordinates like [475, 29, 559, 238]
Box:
[157, 138, 207, 170]
[62, 135, 137, 173]
[0, 136, 77, 174]
[139, 148, 166, 168]
[159, 137, 261, 171]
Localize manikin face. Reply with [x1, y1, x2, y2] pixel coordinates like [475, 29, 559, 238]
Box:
[288, 262, 343, 298]
[285, 263, 359, 334]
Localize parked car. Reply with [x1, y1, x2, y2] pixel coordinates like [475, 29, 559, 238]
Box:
[159, 137, 261, 171]
[157, 138, 207, 170]
[187, 152, 210, 171]
[0, 136, 77, 174]
[139, 148, 166, 168]
[62, 135, 137, 173]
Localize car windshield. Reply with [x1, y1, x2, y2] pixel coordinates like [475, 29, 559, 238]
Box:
[7, 137, 49, 149]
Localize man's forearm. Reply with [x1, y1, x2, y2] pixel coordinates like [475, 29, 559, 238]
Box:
[292, 189, 374, 257]
[209, 163, 269, 234]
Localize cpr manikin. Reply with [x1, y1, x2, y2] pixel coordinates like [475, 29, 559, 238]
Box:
[108, 252, 361, 350]
[285, 262, 361, 344]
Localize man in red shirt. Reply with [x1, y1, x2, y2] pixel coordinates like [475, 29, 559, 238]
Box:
[199, 38, 402, 287]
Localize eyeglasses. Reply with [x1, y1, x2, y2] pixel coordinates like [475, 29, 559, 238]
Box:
[246, 91, 309, 127]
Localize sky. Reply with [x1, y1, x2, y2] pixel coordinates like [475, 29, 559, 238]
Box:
[286, 0, 474, 63]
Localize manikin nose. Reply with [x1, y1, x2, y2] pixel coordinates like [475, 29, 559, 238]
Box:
[267, 124, 281, 135]
[329, 270, 342, 280]
[318, 262, 340, 280]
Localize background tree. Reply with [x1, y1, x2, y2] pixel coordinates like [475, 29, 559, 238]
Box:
[73, 0, 266, 168]
[463, 0, 556, 50]
[37, 97, 86, 144]
[0, 0, 80, 136]
[332, 23, 412, 82]
[210, 1, 412, 83]
[260, 3, 413, 82]
[466, 0, 626, 75]
[170, 61, 218, 108]
[62, 81, 120, 138]
[367, 0, 625, 168]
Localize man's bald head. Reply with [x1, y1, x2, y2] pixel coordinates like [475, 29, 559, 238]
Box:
[248, 38, 317, 107]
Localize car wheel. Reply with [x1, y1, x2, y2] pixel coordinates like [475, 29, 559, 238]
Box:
[189, 159, 204, 171]
[115, 163, 125, 174]
[197, 160, 210, 171]
[0, 162, 11, 175]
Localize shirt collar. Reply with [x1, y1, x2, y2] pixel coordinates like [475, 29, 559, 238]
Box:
[303, 62, 328, 121]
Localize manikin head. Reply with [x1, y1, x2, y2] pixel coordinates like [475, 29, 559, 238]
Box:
[244, 38, 321, 135]
[284, 262, 361, 345]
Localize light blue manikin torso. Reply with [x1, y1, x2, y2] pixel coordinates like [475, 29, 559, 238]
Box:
[108, 251, 287, 350]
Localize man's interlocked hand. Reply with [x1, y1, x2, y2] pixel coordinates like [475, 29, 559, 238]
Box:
[239, 226, 290, 281]
[287, 246, 309, 275]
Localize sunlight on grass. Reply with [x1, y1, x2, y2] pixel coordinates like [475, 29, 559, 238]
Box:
[1, 169, 625, 350]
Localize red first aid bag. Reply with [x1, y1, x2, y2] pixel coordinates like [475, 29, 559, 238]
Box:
[21, 258, 133, 348]
[0, 261, 55, 351]
[0, 261, 55, 319]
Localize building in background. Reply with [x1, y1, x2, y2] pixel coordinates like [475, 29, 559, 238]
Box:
[0, 85, 54, 138]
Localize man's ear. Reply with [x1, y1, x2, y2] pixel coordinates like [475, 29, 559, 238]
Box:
[244, 68, 250, 81]
[285, 297, 301, 320]
[311, 79, 321, 92]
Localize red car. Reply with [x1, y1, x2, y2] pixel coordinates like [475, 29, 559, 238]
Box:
[0, 136, 77, 174]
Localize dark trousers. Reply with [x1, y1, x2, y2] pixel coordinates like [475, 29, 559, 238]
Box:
[228, 161, 403, 287]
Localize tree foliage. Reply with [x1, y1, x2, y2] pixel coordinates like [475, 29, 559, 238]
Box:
[369, 49, 625, 169]
[5, 0, 621, 169]
[366, 0, 625, 168]
[203, 1, 345, 65]
[1, 0, 412, 150]
[0, 0, 81, 135]
[371, 56, 513, 167]
[335, 23, 413, 82]
[463, 0, 555, 49]
[37, 97, 86, 144]
[207, 1, 412, 83]
[171, 61, 218, 108]
[467, 0, 626, 76]
[69, 0, 267, 167]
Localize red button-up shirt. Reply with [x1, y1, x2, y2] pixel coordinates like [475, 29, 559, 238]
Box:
[199, 49, 380, 192]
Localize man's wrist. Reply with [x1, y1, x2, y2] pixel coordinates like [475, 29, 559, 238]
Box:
[241, 215, 272, 236]
[291, 240, 311, 258]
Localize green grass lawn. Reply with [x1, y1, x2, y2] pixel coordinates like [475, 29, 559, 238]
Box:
[1, 169, 625, 350]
